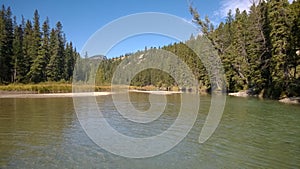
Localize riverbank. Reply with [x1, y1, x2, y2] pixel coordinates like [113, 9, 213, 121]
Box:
[2, 84, 299, 104]
[0, 84, 183, 98]
[0, 90, 184, 98]
[0, 83, 73, 93]
[0, 92, 113, 98]
[229, 90, 300, 105]
[0, 83, 114, 94]
[129, 90, 182, 95]
[0, 83, 180, 94]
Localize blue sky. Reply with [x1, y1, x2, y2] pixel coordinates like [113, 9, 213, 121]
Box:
[2, 0, 287, 58]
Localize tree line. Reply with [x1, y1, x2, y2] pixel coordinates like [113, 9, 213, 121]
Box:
[0, 5, 79, 84]
[95, 0, 299, 99]
[1, 1, 299, 99]
[190, 0, 300, 98]
[95, 37, 224, 92]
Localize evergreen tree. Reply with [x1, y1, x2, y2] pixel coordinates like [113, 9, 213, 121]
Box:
[289, 0, 300, 75]
[22, 20, 34, 82]
[226, 9, 249, 91]
[46, 22, 65, 81]
[28, 17, 50, 83]
[47, 28, 60, 81]
[287, 0, 300, 96]
[268, 0, 292, 98]
[246, 1, 272, 95]
[0, 5, 79, 84]
[0, 5, 14, 83]
[12, 17, 25, 83]
[31, 10, 41, 61]
[64, 42, 75, 81]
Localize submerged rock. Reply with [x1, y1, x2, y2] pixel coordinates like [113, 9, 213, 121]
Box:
[279, 97, 300, 104]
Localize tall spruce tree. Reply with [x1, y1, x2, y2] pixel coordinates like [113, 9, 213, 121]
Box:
[22, 20, 34, 82]
[287, 0, 300, 96]
[0, 5, 14, 83]
[64, 42, 75, 81]
[228, 9, 249, 91]
[12, 17, 25, 83]
[268, 0, 292, 98]
[31, 10, 41, 61]
[47, 28, 59, 81]
[46, 22, 65, 81]
[28, 17, 50, 83]
[246, 1, 272, 95]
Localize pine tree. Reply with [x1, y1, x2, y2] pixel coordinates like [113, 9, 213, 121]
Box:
[22, 20, 34, 82]
[245, 1, 272, 95]
[31, 10, 41, 61]
[0, 6, 78, 84]
[56, 21, 66, 80]
[221, 10, 240, 92]
[289, 0, 300, 75]
[46, 22, 65, 81]
[268, 0, 292, 98]
[47, 28, 59, 81]
[27, 10, 43, 83]
[228, 9, 249, 91]
[12, 16, 25, 83]
[0, 5, 14, 83]
[28, 17, 50, 83]
[41, 18, 50, 80]
[287, 0, 300, 96]
[64, 42, 75, 81]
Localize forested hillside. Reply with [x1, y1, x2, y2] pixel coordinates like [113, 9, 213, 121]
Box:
[190, 0, 300, 98]
[94, 37, 221, 92]
[0, 5, 79, 84]
[95, 0, 300, 99]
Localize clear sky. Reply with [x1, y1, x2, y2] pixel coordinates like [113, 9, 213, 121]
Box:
[2, 0, 288, 58]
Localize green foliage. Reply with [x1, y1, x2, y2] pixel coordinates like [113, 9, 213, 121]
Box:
[28, 11, 44, 83]
[0, 6, 78, 84]
[0, 5, 13, 84]
[190, 0, 300, 98]
[12, 19, 25, 83]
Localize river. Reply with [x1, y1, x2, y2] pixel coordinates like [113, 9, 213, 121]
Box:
[0, 92, 299, 168]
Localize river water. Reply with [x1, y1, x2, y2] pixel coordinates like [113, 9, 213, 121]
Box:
[0, 93, 299, 168]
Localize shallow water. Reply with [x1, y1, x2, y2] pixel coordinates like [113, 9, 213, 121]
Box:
[0, 93, 299, 168]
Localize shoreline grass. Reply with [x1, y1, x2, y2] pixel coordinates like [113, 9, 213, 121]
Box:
[0, 82, 71, 94]
[0, 83, 184, 94]
[0, 82, 112, 94]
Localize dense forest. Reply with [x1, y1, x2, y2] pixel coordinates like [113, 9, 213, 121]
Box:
[1, 0, 300, 99]
[190, 0, 300, 98]
[94, 0, 300, 99]
[0, 5, 79, 84]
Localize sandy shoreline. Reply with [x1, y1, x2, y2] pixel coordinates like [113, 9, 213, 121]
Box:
[0, 92, 112, 98]
[0, 90, 183, 98]
[129, 90, 182, 95]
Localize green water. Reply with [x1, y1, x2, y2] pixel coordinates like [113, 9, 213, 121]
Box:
[0, 93, 299, 168]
